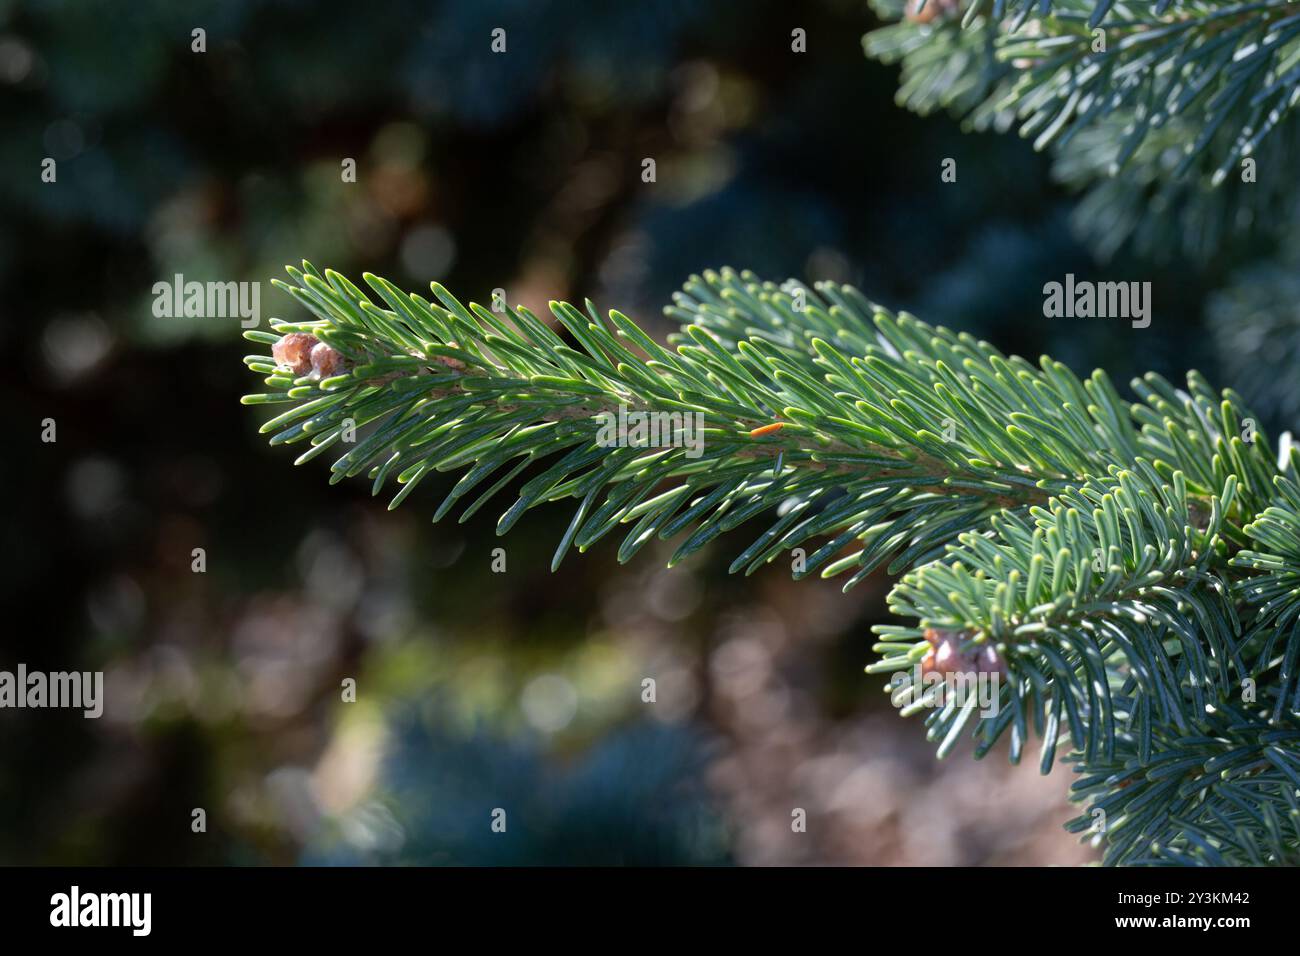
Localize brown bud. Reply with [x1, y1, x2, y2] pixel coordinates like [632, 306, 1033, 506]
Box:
[272, 333, 319, 376]
[310, 341, 349, 380]
[921, 627, 1006, 679]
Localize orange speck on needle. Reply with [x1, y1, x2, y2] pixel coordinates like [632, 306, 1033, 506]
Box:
[749, 422, 784, 438]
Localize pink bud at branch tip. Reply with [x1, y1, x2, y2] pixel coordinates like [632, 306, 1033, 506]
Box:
[271, 333, 319, 376]
[921, 627, 1007, 679]
[310, 341, 348, 379]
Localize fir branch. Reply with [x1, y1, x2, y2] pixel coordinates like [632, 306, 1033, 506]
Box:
[242, 262, 1281, 602]
[864, 0, 1300, 258]
[1065, 704, 1300, 864]
[872, 465, 1252, 765]
[243, 264, 1300, 865]
[245, 265, 1095, 581]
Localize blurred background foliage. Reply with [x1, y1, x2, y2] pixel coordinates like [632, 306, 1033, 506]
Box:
[1, 0, 1280, 865]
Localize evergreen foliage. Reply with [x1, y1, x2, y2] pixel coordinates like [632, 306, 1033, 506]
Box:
[245, 264, 1300, 866]
[864, 0, 1300, 259]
